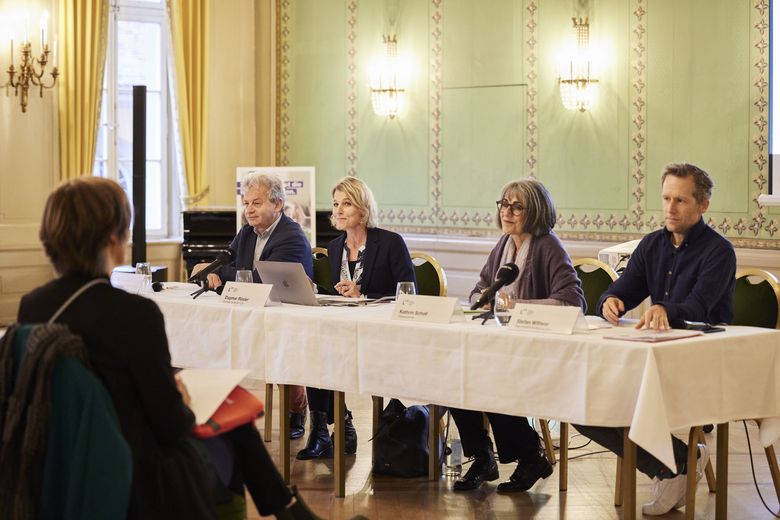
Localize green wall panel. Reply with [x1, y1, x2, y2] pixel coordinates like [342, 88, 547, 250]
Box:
[441, 86, 526, 208]
[645, 0, 750, 214]
[442, 0, 525, 88]
[356, 0, 430, 208]
[285, 0, 348, 207]
[537, 0, 630, 211]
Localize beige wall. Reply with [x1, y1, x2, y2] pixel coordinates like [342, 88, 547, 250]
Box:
[0, 0, 263, 323]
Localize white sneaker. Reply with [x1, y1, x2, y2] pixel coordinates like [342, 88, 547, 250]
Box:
[671, 442, 711, 509]
[642, 473, 687, 516]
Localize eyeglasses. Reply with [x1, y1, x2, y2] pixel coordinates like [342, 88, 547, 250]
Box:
[496, 199, 525, 215]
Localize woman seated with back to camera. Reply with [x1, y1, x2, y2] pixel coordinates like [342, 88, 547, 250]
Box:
[450, 178, 585, 493]
[18, 177, 328, 520]
[297, 176, 416, 460]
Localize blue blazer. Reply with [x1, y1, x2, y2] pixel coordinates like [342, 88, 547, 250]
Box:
[217, 213, 313, 283]
[327, 227, 416, 299]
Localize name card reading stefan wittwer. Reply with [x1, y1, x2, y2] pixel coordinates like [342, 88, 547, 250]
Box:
[392, 294, 464, 324]
[507, 303, 584, 335]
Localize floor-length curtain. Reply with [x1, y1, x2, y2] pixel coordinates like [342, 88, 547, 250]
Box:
[167, 0, 209, 204]
[57, 0, 109, 180]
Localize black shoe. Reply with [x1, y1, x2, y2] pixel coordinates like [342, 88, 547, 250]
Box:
[330, 410, 358, 455]
[296, 411, 333, 460]
[289, 411, 307, 440]
[453, 454, 499, 491]
[496, 452, 553, 493]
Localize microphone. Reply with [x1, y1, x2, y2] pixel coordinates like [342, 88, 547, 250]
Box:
[470, 263, 520, 310]
[187, 249, 235, 283]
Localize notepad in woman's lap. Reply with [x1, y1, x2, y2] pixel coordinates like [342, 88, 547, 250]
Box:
[178, 369, 250, 424]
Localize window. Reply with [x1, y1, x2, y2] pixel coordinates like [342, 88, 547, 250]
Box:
[94, 0, 180, 237]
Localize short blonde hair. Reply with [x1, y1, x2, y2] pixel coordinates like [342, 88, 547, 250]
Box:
[330, 176, 378, 229]
[40, 177, 132, 276]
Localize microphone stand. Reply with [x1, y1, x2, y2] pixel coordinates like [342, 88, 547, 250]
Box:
[190, 279, 210, 299]
[472, 300, 495, 325]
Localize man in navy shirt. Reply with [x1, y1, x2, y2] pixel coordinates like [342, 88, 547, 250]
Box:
[575, 163, 736, 516]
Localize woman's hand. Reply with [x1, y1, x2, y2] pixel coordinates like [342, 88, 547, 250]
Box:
[175, 374, 192, 408]
[334, 280, 362, 298]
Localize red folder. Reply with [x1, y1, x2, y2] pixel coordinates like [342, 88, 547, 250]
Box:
[192, 385, 265, 439]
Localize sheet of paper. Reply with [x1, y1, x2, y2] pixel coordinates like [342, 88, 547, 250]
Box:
[178, 369, 250, 425]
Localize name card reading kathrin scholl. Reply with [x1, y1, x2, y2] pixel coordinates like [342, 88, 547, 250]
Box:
[220, 282, 273, 308]
[392, 294, 464, 324]
[507, 303, 586, 334]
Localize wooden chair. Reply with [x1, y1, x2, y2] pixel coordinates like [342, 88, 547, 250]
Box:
[572, 257, 618, 316]
[729, 269, 780, 503]
[410, 251, 448, 296]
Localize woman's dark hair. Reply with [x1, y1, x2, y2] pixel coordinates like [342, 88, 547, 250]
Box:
[496, 178, 557, 236]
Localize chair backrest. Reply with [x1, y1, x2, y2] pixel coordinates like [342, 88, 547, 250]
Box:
[410, 252, 448, 297]
[572, 258, 618, 316]
[1, 323, 132, 519]
[731, 269, 780, 329]
[312, 247, 333, 292]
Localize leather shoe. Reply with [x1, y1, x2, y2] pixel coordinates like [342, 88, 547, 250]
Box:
[453, 454, 499, 491]
[289, 410, 307, 440]
[296, 411, 332, 460]
[330, 411, 358, 455]
[496, 452, 553, 493]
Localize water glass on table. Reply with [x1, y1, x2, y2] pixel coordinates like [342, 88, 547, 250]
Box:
[395, 281, 416, 299]
[135, 262, 152, 292]
[235, 270, 253, 284]
[494, 287, 517, 326]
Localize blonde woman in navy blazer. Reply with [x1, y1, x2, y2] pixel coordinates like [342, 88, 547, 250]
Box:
[297, 176, 416, 460]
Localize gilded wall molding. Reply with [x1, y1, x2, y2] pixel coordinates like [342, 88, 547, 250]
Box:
[276, 0, 291, 166]
[525, 0, 538, 178]
[346, 0, 359, 177]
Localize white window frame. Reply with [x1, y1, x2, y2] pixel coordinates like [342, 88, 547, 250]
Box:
[96, 0, 178, 238]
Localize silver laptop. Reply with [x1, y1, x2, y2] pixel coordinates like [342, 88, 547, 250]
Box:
[256, 261, 319, 305]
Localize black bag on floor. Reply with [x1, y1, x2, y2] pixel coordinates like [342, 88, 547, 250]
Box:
[372, 399, 440, 478]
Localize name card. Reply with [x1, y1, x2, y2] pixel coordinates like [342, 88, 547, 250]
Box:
[110, 272, 149, 294]
[507, 303, 586, 335]
[392, 294, 464, 324]
[220, 282, 272, 308]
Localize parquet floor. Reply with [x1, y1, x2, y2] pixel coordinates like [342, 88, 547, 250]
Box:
[249, 389, 780, 519]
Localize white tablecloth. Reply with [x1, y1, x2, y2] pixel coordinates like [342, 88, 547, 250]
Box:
[150, 286, 780, 470]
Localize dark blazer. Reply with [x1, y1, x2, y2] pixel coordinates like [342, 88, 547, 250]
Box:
[217, 213, 313, 283]
[18, 275, 215, 519]
[327, 227, 416, 299]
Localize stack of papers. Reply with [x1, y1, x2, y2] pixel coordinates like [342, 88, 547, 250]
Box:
[603, 329, 704, 343]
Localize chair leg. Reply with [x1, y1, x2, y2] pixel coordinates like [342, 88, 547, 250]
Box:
[372, 396, 383, 466]
[614, 455, 623, 506]
[539, 419, 556, 464]
[684, 426, 702, 520]
[263, 383, 273, 442]
[756, 419, 780, 504]
[559, 422, 568, 491]
[698, 428, 717, 492]
[765, 444, 780, 505]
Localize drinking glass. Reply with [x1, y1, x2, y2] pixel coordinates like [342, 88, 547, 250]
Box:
[494, 287, 517, 326]
[235, 270, 253, 284]
[135, 262, 152, 292]
[395, 281, 416, 299]
[135, 262, 151, 276]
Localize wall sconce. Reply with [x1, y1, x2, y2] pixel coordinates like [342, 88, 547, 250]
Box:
[2, 10, 59, 113]
[558, 17, 598, 112]
[368, 35, 406, 118]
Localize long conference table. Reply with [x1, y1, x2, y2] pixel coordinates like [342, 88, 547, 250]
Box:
[149, 284, 780, 520]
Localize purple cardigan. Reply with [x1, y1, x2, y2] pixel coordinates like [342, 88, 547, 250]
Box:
[470, 233, 586, 311]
